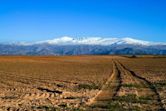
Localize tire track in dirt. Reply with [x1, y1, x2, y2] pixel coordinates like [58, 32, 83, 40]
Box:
[1, 90, 60, 110]
[22, 92, 56, 100]
[116, 61, 165, 111]
[87, 60, 165, 111]
[15, 87, 63, 107]
[87, 60, 122, 110]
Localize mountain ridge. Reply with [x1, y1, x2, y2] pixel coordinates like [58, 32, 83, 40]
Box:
[0, 36, 166, 55]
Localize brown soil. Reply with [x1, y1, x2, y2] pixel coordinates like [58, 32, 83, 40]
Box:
[0, 56, 165, 111]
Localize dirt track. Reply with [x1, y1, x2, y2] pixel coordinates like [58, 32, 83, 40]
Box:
[86, 60, 121, 107]
[88, 60, 165, 111]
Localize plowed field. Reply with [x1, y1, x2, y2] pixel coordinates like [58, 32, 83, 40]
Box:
[0, 56, 165, 111]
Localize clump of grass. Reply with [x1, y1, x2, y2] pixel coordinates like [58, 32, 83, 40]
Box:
[58, 103, 84, 111]
[122, 83, 142, 88]
[77, 83, 99, 90]
[91, 100, 141, 111]
[58, 103, 68, 108]
[32, 105, 58, 111]
[65, 96, 77, 99]
[153, 81, 166, 88]
[57, 83, 65, 88]
[138, 96, 152, 101]
[115, 94, 138, 103]
[109, 102, 141, 111]
[1, 96, 17, 99]
[108, 102, 126, 111]
[70, 108, 84, 111]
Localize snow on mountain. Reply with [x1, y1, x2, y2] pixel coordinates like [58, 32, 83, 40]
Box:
[0, 36, 166, 55]
[35, 36, 164, 46]
[37, 36, 76, 45]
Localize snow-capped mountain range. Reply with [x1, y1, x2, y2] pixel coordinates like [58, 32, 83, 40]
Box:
[16, 36, 165, 46]
[0, 36, 166, 55]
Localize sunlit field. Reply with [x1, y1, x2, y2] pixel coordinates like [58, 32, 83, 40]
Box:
[0, 56, 165, 111]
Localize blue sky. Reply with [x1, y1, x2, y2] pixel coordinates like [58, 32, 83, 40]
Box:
[0, 0, 166, 42]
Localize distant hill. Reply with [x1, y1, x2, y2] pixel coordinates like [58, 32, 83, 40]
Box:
[0, 37, 166, 55]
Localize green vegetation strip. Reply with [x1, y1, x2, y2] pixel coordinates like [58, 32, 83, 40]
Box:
[115, 94, 153, 104]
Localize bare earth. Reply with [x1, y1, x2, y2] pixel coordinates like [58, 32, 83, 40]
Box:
[0, 56, 165, 111]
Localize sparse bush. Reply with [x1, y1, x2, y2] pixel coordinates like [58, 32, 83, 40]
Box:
[131, 55, 137, 58]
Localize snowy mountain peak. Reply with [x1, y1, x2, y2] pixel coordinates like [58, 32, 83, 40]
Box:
[35, 36, 164, 46]
[37, 36, 74, 44]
